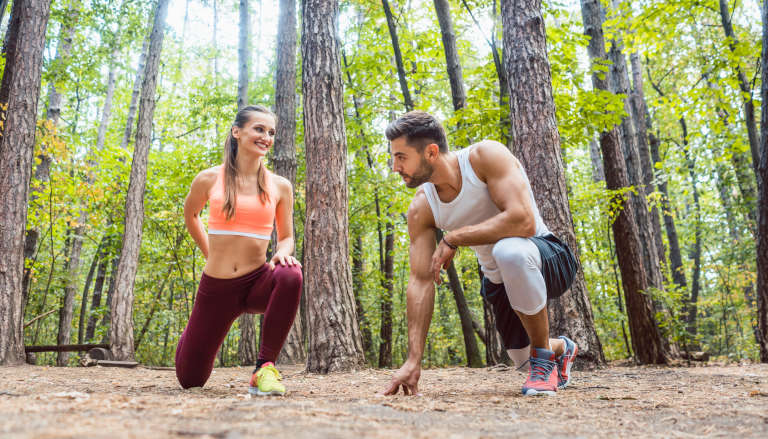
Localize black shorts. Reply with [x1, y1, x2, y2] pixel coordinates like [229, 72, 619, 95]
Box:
[480, 233, 579, 349]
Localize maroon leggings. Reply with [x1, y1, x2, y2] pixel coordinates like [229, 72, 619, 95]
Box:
[175, 263, 302, 388]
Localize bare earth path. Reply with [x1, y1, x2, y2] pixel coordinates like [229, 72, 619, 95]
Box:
[1, 363, 767, 438]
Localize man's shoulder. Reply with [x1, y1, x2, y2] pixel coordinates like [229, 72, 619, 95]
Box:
[467, 140, 518, 181]
[407, 188, 435, 230]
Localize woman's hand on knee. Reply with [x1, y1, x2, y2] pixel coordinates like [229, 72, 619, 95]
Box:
[269, 251, 301, 270]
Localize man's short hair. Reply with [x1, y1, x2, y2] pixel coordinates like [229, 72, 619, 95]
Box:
[385, 111, 449, 153]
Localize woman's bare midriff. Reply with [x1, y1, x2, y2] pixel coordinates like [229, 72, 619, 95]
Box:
[204, 234, 270, 279]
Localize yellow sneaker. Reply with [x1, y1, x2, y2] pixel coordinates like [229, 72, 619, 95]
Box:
[248, 362, 286, 396]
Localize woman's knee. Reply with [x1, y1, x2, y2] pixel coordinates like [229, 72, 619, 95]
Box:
[273, 264, 303, 291]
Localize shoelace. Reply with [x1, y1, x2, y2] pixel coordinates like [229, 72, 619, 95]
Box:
[528, 356, 555, 382]
[261, 365, 283, 381]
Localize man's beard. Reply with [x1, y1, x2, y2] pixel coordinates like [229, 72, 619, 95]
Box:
[400, 158, 434, 188]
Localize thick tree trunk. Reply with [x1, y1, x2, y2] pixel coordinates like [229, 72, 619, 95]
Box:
[302, 0, 365, 373]
[580, 0, 670, 364]
[273, 0, 304, 365]
[378, 218, 395, 368]
[503, 0, 604, 368]
[0, 0, 51, 366]
[237, 0, 249, 109]
[433, 0, 466, 111]
[110, 0, 170, 361]
[719, 0, 760, 178]
[120, 38, 149, 149]
[756, 0, 768, 362]
[237, 315, 258, 365]
[381, 0, 414, 111]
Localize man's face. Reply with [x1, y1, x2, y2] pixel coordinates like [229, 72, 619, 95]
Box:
[390, 137, 435, 188]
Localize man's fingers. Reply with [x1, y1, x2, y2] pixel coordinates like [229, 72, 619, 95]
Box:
[382, 381, 400, 395]
[409, 382, 419, 396]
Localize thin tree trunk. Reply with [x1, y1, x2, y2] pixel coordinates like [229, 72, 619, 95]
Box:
[110, 0, 170, 361]
[755, 0, 768, 362]
[120, 38, 149, 149]
[719, 0, 760, 178]
[381, 0, 414, 111]
[629, 53, 666, 267]
[0, 0, 9, 29]
[237, 0, 249, 109]
[57, 223, 85, 366]
[77, 243, 101, 345]
[86, 236, 110, 341]
[96, 48, 119, 150]
[352, 234, 373, 358]
[273, 0, 305, 365]
[0, 0, 51, 366]
[679, 117, 702, 340]
[580, 0, 670, 364]
[302, 0, 365, 373]
[378, 218, 395, 368]
[434, 0, 466, 112]
[504, 0, 605, 368]
[605, 0, 664, 293]
[134, 264, 174, 351]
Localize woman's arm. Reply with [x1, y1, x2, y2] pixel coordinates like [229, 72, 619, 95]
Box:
[183, 168, 217, 259]
[269, 175, 299, 268]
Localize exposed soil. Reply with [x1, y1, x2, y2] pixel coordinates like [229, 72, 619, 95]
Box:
[1, 362, 767, 438]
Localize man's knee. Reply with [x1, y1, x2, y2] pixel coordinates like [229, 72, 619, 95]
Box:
[492, 237, 535, 271]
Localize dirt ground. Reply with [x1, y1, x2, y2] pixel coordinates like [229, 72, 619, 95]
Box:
[1, 362, 767, 438]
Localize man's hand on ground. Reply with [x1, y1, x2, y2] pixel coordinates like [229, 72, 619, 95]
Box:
[382, 361, 421, 396]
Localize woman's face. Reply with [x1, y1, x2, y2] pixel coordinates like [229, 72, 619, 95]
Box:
[232, 111, 276, 158]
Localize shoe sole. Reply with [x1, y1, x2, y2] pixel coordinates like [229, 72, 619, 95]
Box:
[248, 386, 285, 396]
[558, 343, 579, 389]
[522, 388, 556, 396]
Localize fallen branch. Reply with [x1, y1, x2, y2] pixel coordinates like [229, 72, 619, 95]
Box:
[25, 343, 109, 353]
[23, 309, 57, 328]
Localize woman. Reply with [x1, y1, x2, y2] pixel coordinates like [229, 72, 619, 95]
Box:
[175, 105, 302, 396]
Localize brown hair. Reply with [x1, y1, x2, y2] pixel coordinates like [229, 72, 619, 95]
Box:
[384, 111, 449, 153]
[221, 105, 276, 220]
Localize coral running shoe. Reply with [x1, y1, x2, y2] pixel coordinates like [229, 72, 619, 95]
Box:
[248, 362, 286, 396]
[556, 335, 578, 389]
[521, 348, 558, 396]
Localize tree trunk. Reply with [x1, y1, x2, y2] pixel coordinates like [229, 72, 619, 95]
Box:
[381, 0, 414, 111]
[756, 0, 768, 362]
[433, 0, 466, 112]
[77, 242, 101, 345]
[56, 223, 85, 366]
[0, 0, 51, 366]
[503, 0, 605, 368]
[302, 0, 365, 373]
[352, 234, 373, 358]
[273, 0, 305, 365]
[96, 49, 119, 151]
[378, 217, 395, 368]
[235, 0, 255, 365]
[110, 0, 170, 361]
[580, 0, 670, 364]
[120, 38, 149, 149]
[86, 236, 110, 341]
[679, 118, 702, 341]
[237, 0, 249, 109]
[0, 0, 9, 29]
[629, 53, 666, 267]
[719, 0, 760, 178]
[605, 1, 664, 293]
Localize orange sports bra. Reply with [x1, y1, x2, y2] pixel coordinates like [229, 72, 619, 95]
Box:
[207, 166, 276, 240]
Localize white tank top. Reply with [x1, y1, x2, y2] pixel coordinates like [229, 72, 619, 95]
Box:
[421, 145, 549, 283]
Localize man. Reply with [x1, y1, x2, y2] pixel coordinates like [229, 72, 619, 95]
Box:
[382, 111, 579, 396]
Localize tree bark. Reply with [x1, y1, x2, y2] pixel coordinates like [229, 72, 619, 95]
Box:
[97, 49, 119, 151]
[503, 0, 604, 368]
[77, 242, 101, 345]
[719, 0, 760, 178]
[580, 0, 670, 364]
[237, 0, 249, 109]
[433, 0, 466, 111]
[378, 218, 395, 368]
[120, 38, 149, 149]
[605, 1, 664, 293]
[629, 53, 666, 267]
[0, 0, 51, 366]
[272, 0, 305, 365]
[756, 0, 768, 362]
[679, 118, 702, 340]
[110, 0, 170, 361]
[86, 236, 110, 341]
[302, 0, 365, 373]
[57, 223, 85, 366]
[381, 0, 414, 111]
